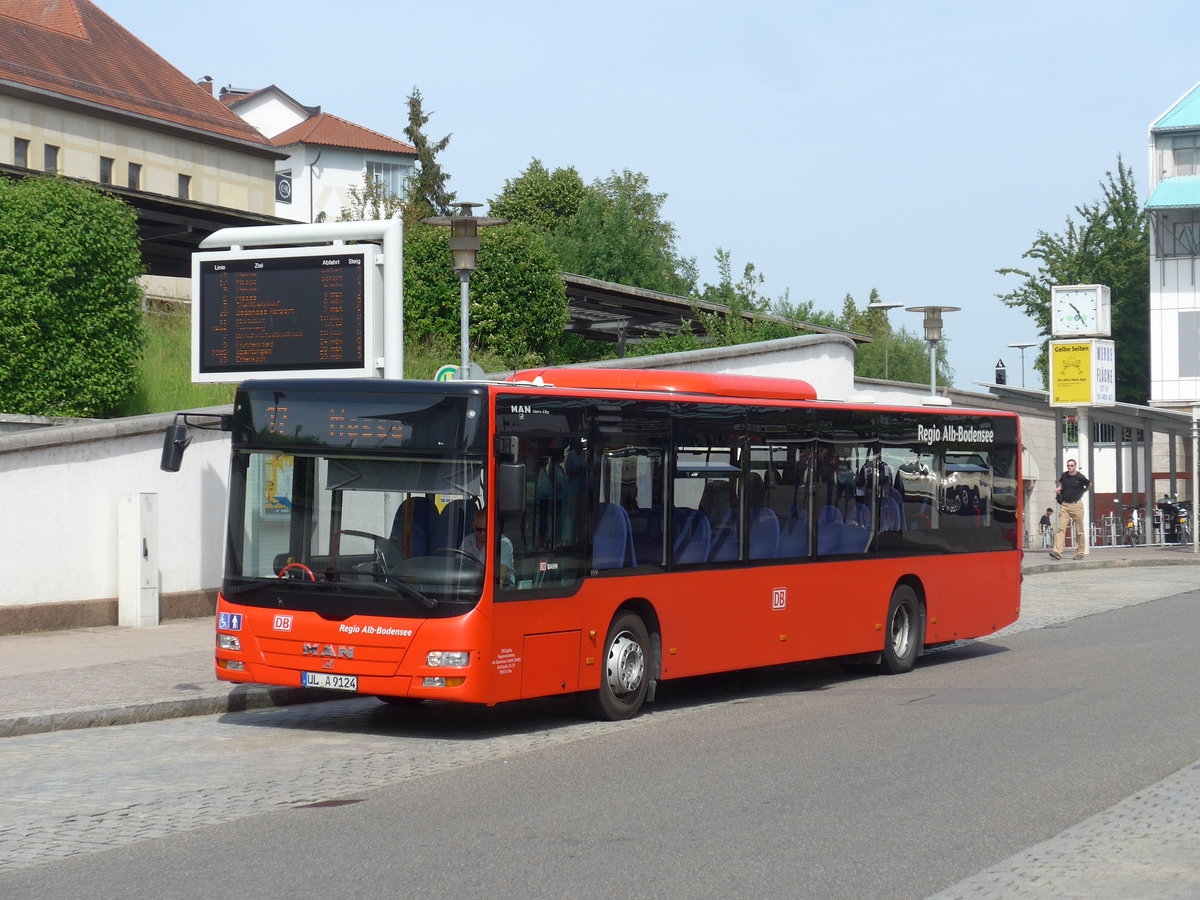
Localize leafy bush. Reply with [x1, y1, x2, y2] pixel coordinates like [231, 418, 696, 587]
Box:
[403, 221, 566, 370]
[0, 176, 145, 416]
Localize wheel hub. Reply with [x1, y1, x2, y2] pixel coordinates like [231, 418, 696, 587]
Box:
[605, 631, 645, 696]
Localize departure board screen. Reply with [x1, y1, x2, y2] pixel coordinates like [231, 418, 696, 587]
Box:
[192, 246, 378, 382]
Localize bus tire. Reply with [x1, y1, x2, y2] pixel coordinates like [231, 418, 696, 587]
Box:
[880, 584, 922, 675]
[581, 612, 650, 721]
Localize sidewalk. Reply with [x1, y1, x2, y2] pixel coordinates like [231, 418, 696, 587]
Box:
[2, 544, 1196, 739]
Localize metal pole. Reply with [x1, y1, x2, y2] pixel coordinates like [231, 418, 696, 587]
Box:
[459, 271, 471, 372]
[928, 340, 937, 396]
[1193, 408, 1198, 554]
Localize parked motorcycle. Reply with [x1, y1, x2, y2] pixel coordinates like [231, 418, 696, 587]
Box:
[1156, 494, 1193, 544]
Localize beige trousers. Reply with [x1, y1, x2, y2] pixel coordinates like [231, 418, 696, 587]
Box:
[1054, 500, 1086, 556]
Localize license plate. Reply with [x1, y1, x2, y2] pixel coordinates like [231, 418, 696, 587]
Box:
[302, 672, 358, 691]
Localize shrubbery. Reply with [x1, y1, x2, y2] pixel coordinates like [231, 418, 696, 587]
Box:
[0, 176, 145, 416]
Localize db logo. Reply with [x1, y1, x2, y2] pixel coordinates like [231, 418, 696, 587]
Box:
[273, 615, 293, 631]
[772, 588, 787, 610]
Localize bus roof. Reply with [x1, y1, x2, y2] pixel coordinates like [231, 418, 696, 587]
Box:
[505, 368, 819, 402]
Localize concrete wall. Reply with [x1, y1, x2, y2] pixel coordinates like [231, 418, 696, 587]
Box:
[0, 408, 231, 633]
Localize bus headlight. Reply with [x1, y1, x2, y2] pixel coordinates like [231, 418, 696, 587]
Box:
[217, 634, 241, 651]
[426, 650, 470, 667]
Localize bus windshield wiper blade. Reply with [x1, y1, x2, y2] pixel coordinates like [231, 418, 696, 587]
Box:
[224, 577, 283, 595]
[323, 569, 439, 609]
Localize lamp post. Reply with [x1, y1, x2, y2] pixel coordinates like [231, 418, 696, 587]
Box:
[867, 301, 903, 380]
[420, 202, 506, 375]
[906, 305, 960, 400]
[1008, 341, 1036, 388]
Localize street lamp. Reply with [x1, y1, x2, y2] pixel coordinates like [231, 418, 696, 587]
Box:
[867, 301, 903, 380]
[1008, 341, 1037, 389]
[906, 305, 960, 401]
[420, 202, 507, 374]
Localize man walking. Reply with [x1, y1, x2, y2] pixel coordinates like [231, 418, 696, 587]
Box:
[1050, 458, 1091, 560]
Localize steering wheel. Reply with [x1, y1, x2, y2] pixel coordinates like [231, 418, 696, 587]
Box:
[278, 562, 316, 582]
[433, 547, 483, 566]
[335, 530, 394, 573]
[336, 529, 386, 543]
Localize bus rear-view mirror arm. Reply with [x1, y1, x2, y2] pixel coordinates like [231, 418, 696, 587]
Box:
[160, 412, 232, 472]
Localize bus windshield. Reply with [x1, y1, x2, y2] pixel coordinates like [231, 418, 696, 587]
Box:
[223, 382, 490, 616]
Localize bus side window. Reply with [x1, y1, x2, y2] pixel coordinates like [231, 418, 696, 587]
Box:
[499, 434, 585, 592]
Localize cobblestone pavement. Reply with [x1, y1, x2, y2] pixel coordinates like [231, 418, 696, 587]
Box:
[1, 551, 1198, 893]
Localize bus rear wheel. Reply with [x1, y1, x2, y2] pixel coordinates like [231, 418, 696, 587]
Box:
[581, 612, 650, 721]
[880, 584, 923, 674]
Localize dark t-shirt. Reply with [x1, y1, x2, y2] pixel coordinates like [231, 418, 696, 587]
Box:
[1059, 471, 1090, 502]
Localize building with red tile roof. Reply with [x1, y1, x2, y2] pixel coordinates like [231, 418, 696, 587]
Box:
[220, 84, 416, 222]
[0, 0, 289, 276]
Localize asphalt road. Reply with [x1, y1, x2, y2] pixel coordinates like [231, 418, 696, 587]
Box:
[2, 579, 1199, 898]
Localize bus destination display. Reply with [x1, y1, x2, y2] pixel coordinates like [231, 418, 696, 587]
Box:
[196, 251, 369, 378]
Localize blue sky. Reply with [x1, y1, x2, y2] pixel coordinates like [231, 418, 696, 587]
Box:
[100, 0, 1200, 391]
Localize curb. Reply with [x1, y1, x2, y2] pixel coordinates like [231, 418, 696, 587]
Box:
[1023, 555, 1200, 576]
[0, 685, 338, 739]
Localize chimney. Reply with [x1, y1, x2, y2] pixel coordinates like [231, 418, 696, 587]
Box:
[196, 75, 213, 95]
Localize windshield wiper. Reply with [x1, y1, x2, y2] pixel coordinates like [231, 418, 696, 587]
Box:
[323, 569, 439, 609]
[224, 577, 284, 595]
[225, 573, 437, 608]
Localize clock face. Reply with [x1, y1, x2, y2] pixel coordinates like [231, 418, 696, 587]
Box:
[1052, 288, 1099, 335]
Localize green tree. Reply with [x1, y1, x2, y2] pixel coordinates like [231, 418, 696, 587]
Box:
[491, 162, 691, 295]
[403, 87, 455, 217]
[839, 290, 950, 384]
[0, 176, 145, 416]
[997, 158, 1148, 402]
[554, 169, 688, 293]
[489, 159, 586, 232]
[403, 222, 567, 370]
[337, 173, 405, 222]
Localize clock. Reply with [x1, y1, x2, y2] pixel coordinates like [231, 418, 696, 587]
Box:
[1051, 285, 1111, 337]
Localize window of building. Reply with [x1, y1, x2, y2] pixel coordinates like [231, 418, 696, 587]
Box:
[99, 157, 114, 184]
[1180, 310, 1200, 378]
[178, 173, 191, 199]
[43, 144, 59, 173]
[128, 162, 141, 190]
[14, 137, 29, 168]
[365, 160, 404, 198]
[1174, 135, 1200, 176]
[1173, 221, 1200, 257]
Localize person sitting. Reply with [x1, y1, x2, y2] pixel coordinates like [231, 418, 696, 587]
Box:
[460, 509, 516, 586]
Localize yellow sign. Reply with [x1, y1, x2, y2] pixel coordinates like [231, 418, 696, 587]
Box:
[1049, 340, 1116, 407]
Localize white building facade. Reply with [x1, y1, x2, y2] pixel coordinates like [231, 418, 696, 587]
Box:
[219, 85, 417, 223]
[1148, 82, 1200, 410]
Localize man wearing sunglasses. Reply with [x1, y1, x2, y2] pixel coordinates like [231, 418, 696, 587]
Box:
[460, 508, 516, 586]
[1050, 459, 1091, 560]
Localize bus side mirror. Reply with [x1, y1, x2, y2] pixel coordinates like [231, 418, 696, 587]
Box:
[160, 423, 192, 472]
[497, 462, 526, 513]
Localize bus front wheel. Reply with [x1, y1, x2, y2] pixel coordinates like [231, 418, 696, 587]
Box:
[581, 612, 650, 721]
[880, 585, 923, 674]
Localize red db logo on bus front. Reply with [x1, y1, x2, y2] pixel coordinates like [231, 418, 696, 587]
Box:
[273, 615, 293, 631]
[772, 588, 787, 610]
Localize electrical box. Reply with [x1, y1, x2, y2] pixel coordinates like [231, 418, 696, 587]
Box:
[118, 493, 160, 627]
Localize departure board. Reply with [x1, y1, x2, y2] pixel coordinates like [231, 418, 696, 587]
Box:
[191, 245, 379, 383]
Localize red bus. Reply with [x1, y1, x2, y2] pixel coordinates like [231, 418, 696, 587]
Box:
[192, 368, 1021, 719]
